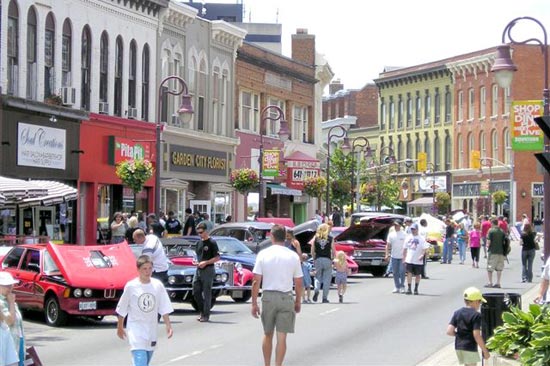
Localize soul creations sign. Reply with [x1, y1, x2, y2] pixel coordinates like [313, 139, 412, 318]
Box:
[17, 122, 66, 169]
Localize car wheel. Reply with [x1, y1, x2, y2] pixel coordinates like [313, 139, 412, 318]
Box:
[370, 267, 386, 277]
[45, 296, 69, 327]
[190, 297, 217, 312]
[232, 281, 252, 303]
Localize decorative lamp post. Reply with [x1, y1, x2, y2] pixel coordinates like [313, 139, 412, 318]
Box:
[491, 16, 549, 258]
[257, 105, 290, 218]
[350, 137, 371, 213]
[477, 157, 513, 216]
[325, 126, 350, 216]
[477, 159, 494, 215]
[156, 76, 193, 214]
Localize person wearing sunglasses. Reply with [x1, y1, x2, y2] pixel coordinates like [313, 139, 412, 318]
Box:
[193, 223, 220, 322]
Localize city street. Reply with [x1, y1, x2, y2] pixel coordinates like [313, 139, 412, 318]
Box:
[23, 245, 538, 366]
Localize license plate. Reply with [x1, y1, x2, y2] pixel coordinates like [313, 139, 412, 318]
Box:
[371, 259, 381, 266]
[231, 290, 243, 298]
[79, 301, 97, 311]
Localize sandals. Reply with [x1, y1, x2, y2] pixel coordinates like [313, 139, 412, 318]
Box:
[493, 284, 501, 288]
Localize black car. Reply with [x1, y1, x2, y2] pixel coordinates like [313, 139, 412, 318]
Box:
[209, 222, 274, 253]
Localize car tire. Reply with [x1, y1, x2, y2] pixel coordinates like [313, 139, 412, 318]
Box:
[232, 281, 252, 303]
[370, 267, 386, 277]
[45, 296, 69, 327]
[190, 297, 217, 312]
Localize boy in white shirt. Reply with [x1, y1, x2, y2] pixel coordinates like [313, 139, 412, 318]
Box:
[403, 223, 431, 295]
[385, 221, 407, 293]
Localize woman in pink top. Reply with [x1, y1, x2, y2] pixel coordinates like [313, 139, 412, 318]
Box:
[469, 222, 482, 268]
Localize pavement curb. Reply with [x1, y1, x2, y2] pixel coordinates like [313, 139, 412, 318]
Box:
[415, 283, 539, 366]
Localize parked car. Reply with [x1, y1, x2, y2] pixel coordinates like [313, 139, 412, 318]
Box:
[350, 212, 408, 227]
[1, 242, 137, 326]
[164, 236, 255, 302]
[129, 243, 229, 311]
[209, 222, 274, 253]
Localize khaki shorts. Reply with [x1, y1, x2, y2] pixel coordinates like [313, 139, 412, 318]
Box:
[456, 349, 480, 365]
[487, 253, 505, 272]
[261, 291, 296, 334]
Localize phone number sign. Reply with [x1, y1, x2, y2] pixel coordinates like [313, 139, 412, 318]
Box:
[286, 168, 320, 190]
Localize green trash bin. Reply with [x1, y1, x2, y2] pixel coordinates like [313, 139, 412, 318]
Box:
[481, 292, 521, 341]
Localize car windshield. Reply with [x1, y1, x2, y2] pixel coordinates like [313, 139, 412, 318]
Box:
[251, 229, 270, 241]
[216, 238, 254, 254]
[43, 251, 60, 274]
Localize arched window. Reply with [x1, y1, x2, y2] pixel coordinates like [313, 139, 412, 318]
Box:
[424, 135, 431, 161]
[415, 137, 421, 158]
[197, 58, 207, 131]
[479, 86, 486, 118]
[492, 130, 499, 160]
[212, 65, 220, 134]
[468, 133, 475, 167]
[397, 139, 403, 173]
[114, 36, 123, 116]
[445, 133, 452, 170]
[457, 134, 463, 168]
[444, 86, 452, 122]
[62, 19, 72, 87]
[434, 135, 441, 170]
[141, 44, 150, 120]
[44, 13, 55, 98]
[8, 0, 19, 95]
[504, 129, 511, 164]
[128, 40, 137, 109]
[81, 25, 92, 110]
[99, 32, 109, 103]
[480, 131, 486, 157]
[26, 6, 37, 99]
[406, 138, 412, 160]
[221, 69, 228, 135]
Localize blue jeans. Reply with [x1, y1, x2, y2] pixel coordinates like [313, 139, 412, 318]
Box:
[521, 249, 536, 282]
[131, 350, 154, 366]
[442, 238, 454, 263]
[457, 240, 466, 263]
[314, 257, 333, 300]
[391, 258, 405, 289]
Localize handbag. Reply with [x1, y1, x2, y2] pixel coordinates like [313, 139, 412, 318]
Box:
[25, 346, 43, 366]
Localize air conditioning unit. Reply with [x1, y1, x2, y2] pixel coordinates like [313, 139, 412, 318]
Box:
[98, 102, 109, 114]
[61, 87, 76, 106]
[171, 114, 181, 127]
[127, 107, 138, 120]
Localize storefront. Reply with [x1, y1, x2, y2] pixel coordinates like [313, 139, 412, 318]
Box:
[453, 181, 511, 218]
[78, 113, 156, 244]
[285, 151, 320, 223]
[0, 95, 86, 243]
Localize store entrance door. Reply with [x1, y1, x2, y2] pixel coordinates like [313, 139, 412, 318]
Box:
[190, 200, 211, 218]
[34, 207, 60, 241]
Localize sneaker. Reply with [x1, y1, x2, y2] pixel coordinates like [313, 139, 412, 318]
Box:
[312, 291, 319, 302]
[392, 288, 399, 293]
[405, 289, 412, 295]
[414, 289, 419, 295]
[339, 295, 343, 303]
[400, 288, 406, 294]
[322, 298, 329, 303]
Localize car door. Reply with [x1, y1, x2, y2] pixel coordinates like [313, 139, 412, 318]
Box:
[14, 248, 43, 308]
[1, 247, 33, 306]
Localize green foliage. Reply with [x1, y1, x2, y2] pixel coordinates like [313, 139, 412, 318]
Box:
[304, 176, 327, 197]
[357, 164, 400, 211]
[328, 148, 355, 208]
[493, 190, 508, 205]
[436, 192, 451, 212]
[230, 168, 259, 195]
[115, 159, 154, 193]
[487, 304, 550, 365]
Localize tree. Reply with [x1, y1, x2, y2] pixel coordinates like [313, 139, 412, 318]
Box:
[357, 160, 400, 211]
[327, 147, 354, 211]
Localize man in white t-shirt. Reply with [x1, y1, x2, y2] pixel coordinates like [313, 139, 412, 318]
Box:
[403, 223, 431, 295]
[535, 257, 550, 304]
[251, 224, 303, 366]
[133, 229, 170, 283]
[385, 221, 407, 293]
[116, 255, 173, 366]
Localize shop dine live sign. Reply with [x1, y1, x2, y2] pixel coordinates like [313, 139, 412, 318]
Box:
[17, 122, 66, 169]
[511, 100, 544, 151]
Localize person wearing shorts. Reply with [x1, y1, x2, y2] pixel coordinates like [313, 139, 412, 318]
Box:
[251, 224, 303, 366]
[485, 219, 506, 288]
[403, 223, 430, 295]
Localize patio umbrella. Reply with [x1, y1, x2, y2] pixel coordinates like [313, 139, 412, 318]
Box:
[19, 180, 77, 208]
[0, 176, 48, 203]
[0, 193, 5, 206]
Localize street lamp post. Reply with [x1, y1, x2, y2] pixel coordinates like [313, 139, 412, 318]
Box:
[325, 126, 350, 216]
[156, 76, 194, 214]
[257, 106, 290, 218]
[477, 156, 513, 216]
[477, 159, 494, 215]
[350, 137, 372, 213]
[491, 16, 549, 258]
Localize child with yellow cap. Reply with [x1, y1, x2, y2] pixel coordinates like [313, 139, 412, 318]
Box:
[446, 287, 491, 365]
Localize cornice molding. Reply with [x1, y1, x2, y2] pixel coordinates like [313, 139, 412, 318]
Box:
[81, 0, 161, 29]
[211, 21, 247, 50]
[446, 53, 495, 82]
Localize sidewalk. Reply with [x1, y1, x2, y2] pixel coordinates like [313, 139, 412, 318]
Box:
[416, 283, 539, 366]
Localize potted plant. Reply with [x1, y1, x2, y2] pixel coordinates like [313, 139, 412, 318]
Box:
[115, 159, 154, 193]
[230, 168, 259, 195]
[493, 190, 508, 205]
[303, 176, 327, 197]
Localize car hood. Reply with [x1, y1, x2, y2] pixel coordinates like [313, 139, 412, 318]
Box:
[334, 217, 395, 243]
[47, 242, 137, 289]
[292, 219, 319, 246]
[220, 253, 256, 267]
[256, 217, 295, 228]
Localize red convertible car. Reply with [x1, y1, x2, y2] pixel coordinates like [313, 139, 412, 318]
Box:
[1, 242, 137, 326]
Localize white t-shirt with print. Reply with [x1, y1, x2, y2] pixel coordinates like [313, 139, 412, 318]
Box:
[116, 277, 173, 351]
[387, 230, 407, 259]
[142, 234, 170, 272]
[253, 244, 303, 292]
[404, 234, 431, 265]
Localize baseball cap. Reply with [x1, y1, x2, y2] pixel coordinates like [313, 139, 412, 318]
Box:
[410, 223, 419, 230]
[0, 272, 19, 286]
[464, 287, 486, 303]
[393, 220, 402, 226]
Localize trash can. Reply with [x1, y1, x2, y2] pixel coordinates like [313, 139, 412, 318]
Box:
[481, 292, 522, 341]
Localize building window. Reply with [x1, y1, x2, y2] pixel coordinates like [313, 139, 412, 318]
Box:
[81, 26, 92, 111]
[240, 90, 259, 132]
[62, 19, 72, 87]
[266, 98, 285, 136]
[141, 44, 150, 121]
[468, 88, 474, 120]
[479, 86, 486, 119]
[197, 58, 207, 131]
[8, 0, 19, 96]
[468, 133, 474, 167]
[434, 88, 441, 124]
[480, 131, 486, 157]
[406, 93, 412, 128]
[415, 137, 421, 160]
[389, 97, 395, 130]
[114, 36, 123, 117]
[424, 90, 431, 125]
[128, 40, 137, 109]
[380, 98, 386, 130]
[444, 86, 451, 122]
[221, 69, 228, 136]
[398, 96, 403, 129]
[434, 135, 441, 170]
[406, 138, 412, 160]
[212, 66, 220, 134]
[26, 7, 37, 100]
[504, 87, 511, 115]
[44, 13, 55, 98]
[293, 105, 308, 143]
[491, 84, 499, 117]
[504, 129, 511, 164]
[457, 134, 463, 168]
[445, 133, 452, 170]
[99, 32, 109, 103]
[492, 130, 499, 160]
[415, 92, 421, 127]
[457, 91, 464, 121]
[424, 135, 431, 161]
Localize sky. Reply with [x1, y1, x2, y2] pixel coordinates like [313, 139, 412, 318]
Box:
[213, 0, 550, 91]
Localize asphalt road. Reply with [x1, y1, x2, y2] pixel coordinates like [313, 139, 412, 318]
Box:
[22, 244, 539, 366]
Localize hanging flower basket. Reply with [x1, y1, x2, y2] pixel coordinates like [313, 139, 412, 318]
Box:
[492, 190, 507, 205]
[303, 176, 327, 197]
[115, 159, 154, 193]
[230, 168, 259, 195]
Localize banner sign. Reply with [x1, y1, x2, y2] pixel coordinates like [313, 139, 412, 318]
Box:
[286, 167, 320, 190]
[262, 150, 280, 177]
[108, 136, 152, 165]
[17, 122, 66, 170]
[511, 100, 544, 151]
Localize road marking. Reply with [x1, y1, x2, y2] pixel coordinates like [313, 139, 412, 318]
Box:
[162, 344, 223, 364]
[320, 308, 340, 316]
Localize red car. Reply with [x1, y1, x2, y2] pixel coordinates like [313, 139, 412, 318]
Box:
[1, 242, 137, 326]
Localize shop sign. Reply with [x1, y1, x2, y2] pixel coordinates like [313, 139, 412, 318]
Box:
[453, 183, 480, 197]
[511, 100, 544, 151]
[533, 183, 544, 197]
[480, 180, 490, 196]
[412, 175, 447, 193]
[262, 150, 280, 177]
[170, 145, 227, 176]
[286, 167, 320, 190]
[17, 122, 66, 170]
[108, 136, 152, 165]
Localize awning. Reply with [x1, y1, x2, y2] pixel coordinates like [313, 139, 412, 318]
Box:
[407, 197, 436, 207]
[0, 176, 48, 202]
[0, 193, 5, 206]
[266, 183, 302, 196]
[19, 180, 77, 208]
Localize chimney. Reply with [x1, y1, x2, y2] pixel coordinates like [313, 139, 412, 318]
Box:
[329, 79, 344, 95]
[291, 28, 315, 66]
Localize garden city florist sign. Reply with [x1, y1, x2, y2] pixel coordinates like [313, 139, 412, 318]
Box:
[17, 122, 66, 170]
[511, 100, 544, 151]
